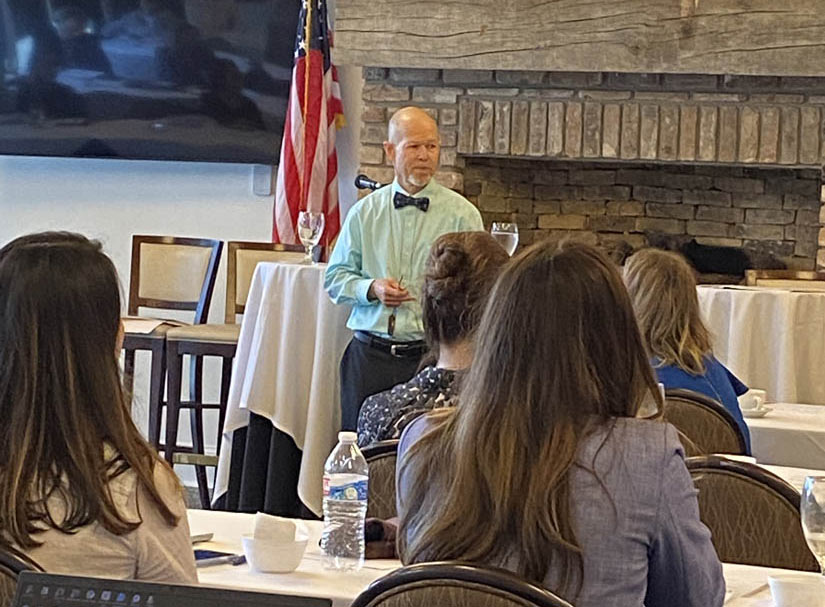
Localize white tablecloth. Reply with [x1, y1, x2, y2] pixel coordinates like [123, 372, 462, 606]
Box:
[746, 403, 825, 469]
[213, 262, 352, 515]
[761, 463, 825, 492]
[697, 285, 825, 405]
[189, 510, 393, 607]
[187, 510, 810, 607]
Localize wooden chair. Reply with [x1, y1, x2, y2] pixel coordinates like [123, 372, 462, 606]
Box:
[164, 241, 304, 508]
[122, 235, 223, 448]
[352, 562, 573, 607]
[663, 388, 748, 457]
[686, 455, 820, 571]
[0, 547, 42, 607]
[362, 440, 400, 520]
[745, 269, 825, 290]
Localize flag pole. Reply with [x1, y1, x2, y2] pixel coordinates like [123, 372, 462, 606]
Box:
[301, 0, 313, 213]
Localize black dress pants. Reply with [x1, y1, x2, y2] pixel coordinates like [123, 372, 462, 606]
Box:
[339, 337, 422, 431]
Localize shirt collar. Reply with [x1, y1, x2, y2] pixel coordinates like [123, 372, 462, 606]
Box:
[391, 177, 437, 200]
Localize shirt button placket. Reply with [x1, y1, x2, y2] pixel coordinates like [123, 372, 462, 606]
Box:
[402, 214, 414, 272]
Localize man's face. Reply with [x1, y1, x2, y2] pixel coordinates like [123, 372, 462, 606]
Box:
[385, 117, 440, 191]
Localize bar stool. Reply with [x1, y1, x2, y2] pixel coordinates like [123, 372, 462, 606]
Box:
[164, 241, 305, 508]
[122, 235, 223, 448]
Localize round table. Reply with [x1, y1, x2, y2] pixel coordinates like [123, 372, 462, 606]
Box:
[746, 403, 825, 469]
[213, 261, 352, 516]
[187, 509, 811, 607]
[697, 285, 825, 405]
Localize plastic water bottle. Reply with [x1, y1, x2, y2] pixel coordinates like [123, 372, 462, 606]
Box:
[321, 431, 368, 571]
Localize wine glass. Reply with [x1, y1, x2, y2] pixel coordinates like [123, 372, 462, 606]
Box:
[801, 476, 825, 575]
[298, 211, 325, 265]
[491, 222, 519, 256]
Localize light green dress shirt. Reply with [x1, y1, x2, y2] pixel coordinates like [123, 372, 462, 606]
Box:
[324, 178, 484, 342]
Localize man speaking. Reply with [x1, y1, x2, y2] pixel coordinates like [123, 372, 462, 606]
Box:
[325, 106, 483, 431]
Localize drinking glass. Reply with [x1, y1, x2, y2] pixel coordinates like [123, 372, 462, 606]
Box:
[297, 211, 325, 264]
[491, 222, 519, 256]
[802, 476, 825, 575]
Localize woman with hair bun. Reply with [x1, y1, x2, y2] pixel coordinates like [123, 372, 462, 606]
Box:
[356, 231, 508, 448]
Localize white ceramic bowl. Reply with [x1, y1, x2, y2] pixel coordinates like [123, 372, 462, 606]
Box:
[768, 574, 825, 607]
[241, 534, 309, 573]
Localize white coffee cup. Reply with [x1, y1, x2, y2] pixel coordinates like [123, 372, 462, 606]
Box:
[739, 389, 767, 411]
[768, 574, 825, 607]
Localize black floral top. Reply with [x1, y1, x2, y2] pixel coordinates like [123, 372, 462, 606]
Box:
[356, 366, 459, 448]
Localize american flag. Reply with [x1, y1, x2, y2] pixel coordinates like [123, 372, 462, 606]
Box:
[273, 0, 344, 246]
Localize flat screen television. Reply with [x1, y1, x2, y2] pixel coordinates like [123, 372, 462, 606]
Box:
[0, 0, 300, 164]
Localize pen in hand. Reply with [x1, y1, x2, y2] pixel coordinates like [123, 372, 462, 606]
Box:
[388, 276, 404, 336]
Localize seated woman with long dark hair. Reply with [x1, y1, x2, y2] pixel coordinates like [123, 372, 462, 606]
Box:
[0, 232, 196, 582]
[357, 231, 509, 448]
[396, 241, 724, 606]
[624, 247, 751, 453]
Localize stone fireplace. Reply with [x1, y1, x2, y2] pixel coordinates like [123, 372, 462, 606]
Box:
[333, 2, 825, 269]
[353, 69, 824, 269]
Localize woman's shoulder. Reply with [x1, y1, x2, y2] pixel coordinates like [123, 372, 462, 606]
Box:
[398, 408, 454, 455]
[581, 418, 685, 472]
[368, 367, 433, 402]
[113, 458, 184, 521]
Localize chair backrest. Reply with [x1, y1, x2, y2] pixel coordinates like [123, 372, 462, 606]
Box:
[0, 547, 42, 607]
[351, 562, 574, 607]
[225, 241, 306, 323]
[128, 235, 223, 324]
[745, 269, 825, 290]
[362, 440, 399, 520]
[687, 455, 820, 572]
[663, 388, 748, 457]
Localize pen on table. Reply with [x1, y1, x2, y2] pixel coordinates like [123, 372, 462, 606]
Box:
[196, 554, 246, 568]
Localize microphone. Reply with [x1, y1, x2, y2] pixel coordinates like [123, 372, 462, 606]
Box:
[354, 174, 383, 191]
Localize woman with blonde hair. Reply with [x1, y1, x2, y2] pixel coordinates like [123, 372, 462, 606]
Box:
[0, 232, 197, 582]
[624, 247, 751, 453]
[396, 241, 724, 606]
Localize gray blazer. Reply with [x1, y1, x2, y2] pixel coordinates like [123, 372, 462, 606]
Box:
[398, 417, 725, 607]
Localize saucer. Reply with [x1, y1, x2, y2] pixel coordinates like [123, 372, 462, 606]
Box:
[741, 406, 773, 418]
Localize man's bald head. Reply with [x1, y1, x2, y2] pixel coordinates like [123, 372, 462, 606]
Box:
[383, 106, 441, 194]
[387, 107, 438, 145]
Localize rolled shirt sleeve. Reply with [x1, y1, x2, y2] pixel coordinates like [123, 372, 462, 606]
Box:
[324, 203, 377, 307]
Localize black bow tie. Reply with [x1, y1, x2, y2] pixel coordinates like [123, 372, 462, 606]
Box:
[393, 191, 430, 212]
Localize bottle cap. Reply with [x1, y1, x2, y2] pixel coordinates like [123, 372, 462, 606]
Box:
[338, 431, 357, 443]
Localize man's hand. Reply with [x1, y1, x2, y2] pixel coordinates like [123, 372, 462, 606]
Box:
[368, 278, 415, 306]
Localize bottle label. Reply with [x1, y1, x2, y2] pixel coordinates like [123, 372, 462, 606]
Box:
[324, 477, 368, 501]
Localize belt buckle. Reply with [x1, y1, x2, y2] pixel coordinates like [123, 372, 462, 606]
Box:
[390, 344, 399, 357]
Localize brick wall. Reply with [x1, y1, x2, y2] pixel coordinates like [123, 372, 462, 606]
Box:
[465, 159, 820, 268]
[357, 68, 825, 268]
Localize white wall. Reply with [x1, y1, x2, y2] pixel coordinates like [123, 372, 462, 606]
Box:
[0, 66, 364, 485]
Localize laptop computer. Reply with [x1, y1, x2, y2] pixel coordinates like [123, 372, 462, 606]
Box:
[12, 571, 332, 607]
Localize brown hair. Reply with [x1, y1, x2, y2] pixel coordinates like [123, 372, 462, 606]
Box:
[623, 248, 713, 374]
[398, 240, 661, 597]
[421, 231, 509, 348]
[0, 232, 181, 548]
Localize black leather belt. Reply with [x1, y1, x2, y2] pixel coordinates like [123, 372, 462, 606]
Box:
[354, 331, 426, 358]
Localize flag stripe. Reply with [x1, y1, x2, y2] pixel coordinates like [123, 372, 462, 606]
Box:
[273, 0, 344, 250]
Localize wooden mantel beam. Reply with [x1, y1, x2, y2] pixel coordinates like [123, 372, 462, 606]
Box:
[333, 0, 825, 77]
